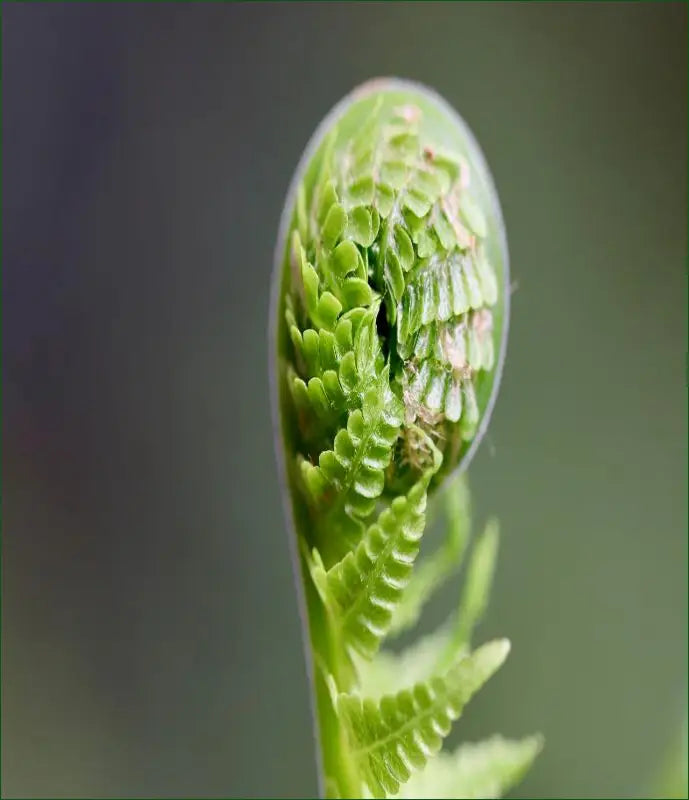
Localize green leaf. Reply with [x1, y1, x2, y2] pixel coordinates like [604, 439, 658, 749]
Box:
[321, 439, 440, 659]
[397, 252, 491, 349]
[380, 159, 408, 190]
[374, 181, 395, 218]
[337, 639, 511, 798]
[431, 206, 457, 251]
[349, 175, 376, 205]
[388, 474, 471, 637]
[347, 205, 378, 247]
[316, 176, 339, 227]
[394, 224, 415, 272]
[341, 277, 374, 309]
[459, 192, 487, 238]
[332, 239, 363, 278]
[431, 151, 462, 186]
[300, 371, 405, 557]
[359, 495, 499, 698]
[398, 735, 544, 799]
[436, 519, 500, 673]
[403, 188, 433, 218]
[397, 309, 494, 429]
[476, 248, 498, 306]
[387, 129, 420, 157]
[298, 251, 343, 332]
[288, 306, 383, 427]
[322, 203, 348, 250]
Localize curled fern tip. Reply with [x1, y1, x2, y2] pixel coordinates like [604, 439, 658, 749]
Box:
[270, 78, 537, 799]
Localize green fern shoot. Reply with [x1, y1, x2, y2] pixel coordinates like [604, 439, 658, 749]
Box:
[270, 78, 541, 799]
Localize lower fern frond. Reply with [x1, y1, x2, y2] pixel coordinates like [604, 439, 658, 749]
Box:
[337, 640, 510, 798]
[307, 478, 539, 797]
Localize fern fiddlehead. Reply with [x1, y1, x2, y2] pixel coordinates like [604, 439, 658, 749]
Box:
[270, 79, 541, 798]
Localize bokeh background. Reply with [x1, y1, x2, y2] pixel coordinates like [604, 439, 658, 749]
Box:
[3, 3, 687, 798]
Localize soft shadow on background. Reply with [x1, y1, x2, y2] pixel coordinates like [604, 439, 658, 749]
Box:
[3, 3, 687, 798]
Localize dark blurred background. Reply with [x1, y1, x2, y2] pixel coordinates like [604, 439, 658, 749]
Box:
[2, 3, 687, 798]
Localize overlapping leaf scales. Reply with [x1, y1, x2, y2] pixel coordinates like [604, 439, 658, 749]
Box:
[337, 640, 510, 798]
[396, 251, 496, 348]
[398, 308, 494, 436]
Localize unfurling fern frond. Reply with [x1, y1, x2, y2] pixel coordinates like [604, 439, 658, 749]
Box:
[271, 78, 541, 798]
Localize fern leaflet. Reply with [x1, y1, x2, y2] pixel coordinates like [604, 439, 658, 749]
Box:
[398, 735, 544, 799]
[336, 640, 510, 798]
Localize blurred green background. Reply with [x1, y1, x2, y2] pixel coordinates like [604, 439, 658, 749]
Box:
[3, 3, 686, 798]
